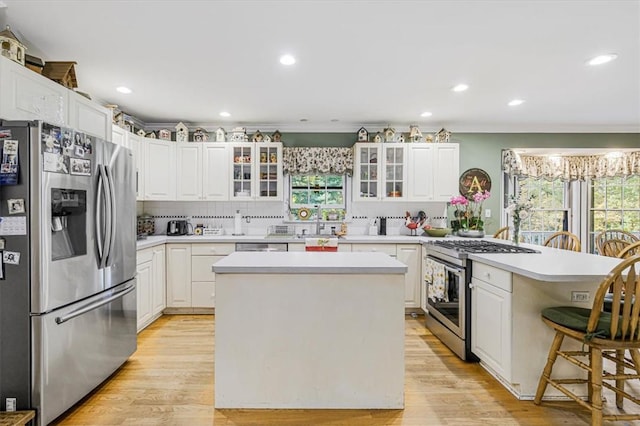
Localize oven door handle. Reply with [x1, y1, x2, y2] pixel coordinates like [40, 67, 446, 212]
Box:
[443, 264, 464, 274]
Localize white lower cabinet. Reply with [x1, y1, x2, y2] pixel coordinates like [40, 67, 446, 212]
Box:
[166, 244, 192, 307]
[396, 244, 421, 308]
[471, 262, 512, 381]
[136, 245, 166, 332]
[166, 243, 234, 309]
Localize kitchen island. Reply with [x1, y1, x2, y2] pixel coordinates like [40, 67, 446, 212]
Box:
[212, 251, 407, 409]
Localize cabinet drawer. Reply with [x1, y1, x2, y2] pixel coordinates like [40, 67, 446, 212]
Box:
[137, 247, 153, 264]
[192, 281, 215, 308]
[350, 243, 396, 256]
[191, 243, 235, 255]
[472, 262, 512, 293]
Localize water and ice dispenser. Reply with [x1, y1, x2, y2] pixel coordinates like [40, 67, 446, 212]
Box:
[51, 188, 86, 261]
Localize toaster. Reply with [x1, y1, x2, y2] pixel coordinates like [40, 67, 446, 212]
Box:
[167, 220, 190, 236]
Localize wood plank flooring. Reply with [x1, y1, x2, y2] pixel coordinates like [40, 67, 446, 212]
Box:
[51, 315, 636, 425]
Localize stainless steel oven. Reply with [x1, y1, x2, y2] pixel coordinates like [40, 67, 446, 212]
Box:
[423, 239, 539, 361]
[423, 249, 475, 361]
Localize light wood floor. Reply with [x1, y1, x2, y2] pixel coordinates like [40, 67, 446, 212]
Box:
[51, 315, 637, 425]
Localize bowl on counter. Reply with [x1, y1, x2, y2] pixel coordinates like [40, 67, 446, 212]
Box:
[423, 228, 452, 237]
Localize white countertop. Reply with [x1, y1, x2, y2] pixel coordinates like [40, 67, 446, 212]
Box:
[136, 234, 440, 249]
[213, 251, 408, 274]
[467, 242, 623, 282]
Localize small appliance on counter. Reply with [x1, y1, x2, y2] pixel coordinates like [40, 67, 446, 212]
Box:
[167, 220, 191, 236]
[378, 217, 387, 235]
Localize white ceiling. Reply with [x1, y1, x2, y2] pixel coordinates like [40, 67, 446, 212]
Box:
[1, 0, 639, 133]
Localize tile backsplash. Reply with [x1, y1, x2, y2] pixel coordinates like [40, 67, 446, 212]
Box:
[139, 201, 447, 236]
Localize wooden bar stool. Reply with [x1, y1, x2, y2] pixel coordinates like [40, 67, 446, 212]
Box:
[601, 239, 632, 258]
[595, 230, 639, 256]
[543, 231, 581, 252]
[493, 226, 510, 240]
[617, 241, 640, 260]
[534, 255, 640, 425]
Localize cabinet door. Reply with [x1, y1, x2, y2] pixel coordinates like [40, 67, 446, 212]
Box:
[166, 244, 192, 307]
[0, 56, 68, 125]
[230, 143, 254, 200]
[111, 125, 127, 146]
[68, 91, 112, 139]
[136, 260, 153, 332]
[407, 145, 435, 201]
[130, 134, 145, 201]
[176, 143, 203, 200]
[202, 143, 229, 200]
[151, 245, 166, 316]
[145, 139, 176, 200]
[471, 278, 512, 381]
[353, 143, 381, 201]
[255, 143, 283, 201]
[432, 144, 460, 201]
[396, 244, 421, 308]
[382, 145, 406, 200]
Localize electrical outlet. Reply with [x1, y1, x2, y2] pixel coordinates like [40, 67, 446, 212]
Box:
[6, 397, 17, 412]
[485, 209, 491, 218]
[571, 291, 590, 302]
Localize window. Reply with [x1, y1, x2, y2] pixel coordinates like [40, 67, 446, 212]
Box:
[289, 174, 346, 220]
[511, 177, 570, 245]
[588, 175, 640, 251]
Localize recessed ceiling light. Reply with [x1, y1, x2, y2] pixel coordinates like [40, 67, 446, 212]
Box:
[116, 86, 132, 94]
[330, 119, 339, 122]
[452, 84, 469, 92]
[299, 118, 308, 122]
[420, 111, 433, 117]
[280, 54, 296, 66]
[508, 99, 525, 107]
[587, 54, 618, 66]
[219, 111, 231, 117]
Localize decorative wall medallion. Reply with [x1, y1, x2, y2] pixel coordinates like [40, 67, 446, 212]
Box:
[459, 168, 491, 198]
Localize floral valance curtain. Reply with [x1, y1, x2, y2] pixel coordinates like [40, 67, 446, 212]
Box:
[283, 147, 354, 175]
[502, 149, 640, 181]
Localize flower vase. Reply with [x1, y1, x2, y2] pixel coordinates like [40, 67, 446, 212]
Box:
[513, 224, 520, 245]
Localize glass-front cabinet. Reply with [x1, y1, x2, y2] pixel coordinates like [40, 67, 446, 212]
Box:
[230, 142, 283, 201]
[353, 143, 407, 201]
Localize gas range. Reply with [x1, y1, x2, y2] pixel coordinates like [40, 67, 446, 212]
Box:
[426, 239, 540, 259]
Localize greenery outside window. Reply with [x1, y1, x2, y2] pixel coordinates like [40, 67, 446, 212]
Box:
[514, 177, 570, 245]
[289, 174, 346, 221]
[589, 175, 640, 251]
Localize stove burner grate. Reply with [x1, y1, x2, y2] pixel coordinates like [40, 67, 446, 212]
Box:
[431, 240, 539, 254]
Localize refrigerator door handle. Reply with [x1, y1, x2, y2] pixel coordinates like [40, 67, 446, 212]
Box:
[54, 284, 136, 324]
[96, 165, 112, 269]
[105, 165, 117, 267]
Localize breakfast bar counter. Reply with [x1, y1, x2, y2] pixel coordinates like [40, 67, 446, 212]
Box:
[212, 252, 407, 409]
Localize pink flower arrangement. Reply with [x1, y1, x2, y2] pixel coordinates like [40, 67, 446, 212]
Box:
[450, 190, 491, 231]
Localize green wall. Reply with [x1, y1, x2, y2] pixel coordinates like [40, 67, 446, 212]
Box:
[282, 132, 640, 234]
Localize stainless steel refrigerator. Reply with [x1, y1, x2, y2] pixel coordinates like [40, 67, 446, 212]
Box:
[0, 120, 137, 425]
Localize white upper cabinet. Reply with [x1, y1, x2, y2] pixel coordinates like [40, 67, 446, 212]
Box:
[353, 143, 407, 201]
[111, 125, 127, 146]
[202, 143, 229, 200]
[407, 143, 459, 202]
[230, 142, 283, 201]
[145, 138, 176, 200]
[129, 133, 145, 201]
[67, 90, 112, 139]
[176, 143, 203, 200]
[0, 55, 68, 125]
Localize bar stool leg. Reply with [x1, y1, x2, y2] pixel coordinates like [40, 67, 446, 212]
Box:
[591, 347, 604, 426]
[588, 346, 593, 403]
[534, 331, 564, 404]
[616, 349, 624, 408]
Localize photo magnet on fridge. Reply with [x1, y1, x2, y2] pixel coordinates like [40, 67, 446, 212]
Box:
[3, 251, 20, 265]
[7, 199, 25, 214]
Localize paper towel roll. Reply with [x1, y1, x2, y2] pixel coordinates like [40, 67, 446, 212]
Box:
[234, 210, 243, 235]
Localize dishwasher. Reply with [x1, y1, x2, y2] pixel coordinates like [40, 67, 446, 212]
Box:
[235, 242, 288, 252]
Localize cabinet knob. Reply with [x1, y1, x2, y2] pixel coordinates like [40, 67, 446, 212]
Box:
[469, 283, 475, 289]
[484, 272, 491, 279]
